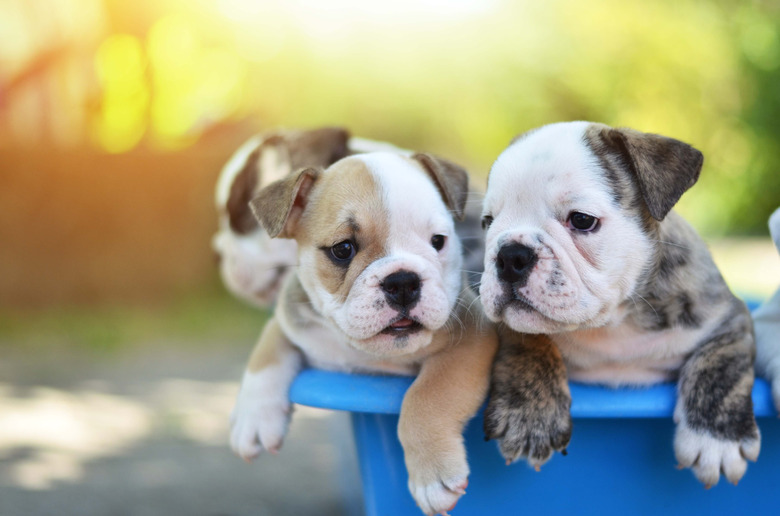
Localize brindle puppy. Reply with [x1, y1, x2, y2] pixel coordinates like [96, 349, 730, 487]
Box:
[480, 121, 760, 488]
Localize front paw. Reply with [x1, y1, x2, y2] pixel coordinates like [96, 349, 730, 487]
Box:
[484, 385, 572, 469]
[229, 372, 292, 461]
[674, 418, 760, 488]
[405, 439, 469, 516]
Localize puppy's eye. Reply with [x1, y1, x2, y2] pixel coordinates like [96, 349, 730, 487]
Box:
[567, 212, 599, 232]
[481, 215, 494, 230]
[431, 234, 446, 251]
[329, 240, 357, 263]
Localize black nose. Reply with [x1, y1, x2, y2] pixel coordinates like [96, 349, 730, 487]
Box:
[496, 243, 537, 285]
[382, 271, 421, 309]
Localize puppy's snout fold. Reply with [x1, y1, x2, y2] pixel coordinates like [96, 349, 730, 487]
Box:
[496, 243, 537, 285]
[382, 270, 421, 310]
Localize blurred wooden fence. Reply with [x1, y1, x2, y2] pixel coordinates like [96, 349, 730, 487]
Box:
[0, 145, 237, 307]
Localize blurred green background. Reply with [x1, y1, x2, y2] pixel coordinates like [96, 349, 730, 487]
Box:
[0, 0, 778, 342]
[2, 0, 780, 344]
[1, 1, 779, 512]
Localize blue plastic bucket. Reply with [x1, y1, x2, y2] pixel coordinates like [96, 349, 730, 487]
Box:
[291, 370, 777, 516]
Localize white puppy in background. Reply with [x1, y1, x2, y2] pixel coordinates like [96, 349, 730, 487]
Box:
[754, 207, 780, 410]
[213, 127, 485, 308]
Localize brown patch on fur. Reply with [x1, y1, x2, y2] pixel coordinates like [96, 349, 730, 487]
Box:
[483, 327, 572, 463]
[587, 123, 703, 221]
[411, 153, 469, 220]
[227, 147, 263, 234]
[286, 127, 350, 171]
[297, 158, 389, 302]
[225, 128, 350, 235]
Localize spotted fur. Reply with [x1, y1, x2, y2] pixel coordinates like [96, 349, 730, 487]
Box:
[481, 121, 759, 487]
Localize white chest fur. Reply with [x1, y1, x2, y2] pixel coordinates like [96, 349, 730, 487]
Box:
[552, 313, 723, 386]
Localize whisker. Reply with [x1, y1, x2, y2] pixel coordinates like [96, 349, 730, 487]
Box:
[632, 293, 658, 318]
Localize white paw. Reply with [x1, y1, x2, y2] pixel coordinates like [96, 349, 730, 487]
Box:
[408, 475, 468, 516]
[674, 420, 760, 488]
[229, 370, 291, 461]
[406, 445, 469, 516]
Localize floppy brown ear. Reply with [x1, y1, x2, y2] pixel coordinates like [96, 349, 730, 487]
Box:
[599, 127, 703, 221]
[412, 153, 469, 220]
[249, 167, 321, 238]
[226, 144, 265, 234]
[226, 129, 348, 235]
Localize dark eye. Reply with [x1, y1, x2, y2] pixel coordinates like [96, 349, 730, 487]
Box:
[330, 240, 357, 262]
[431, 234, 446, 251]
[567, 212, 599, 232]
[482, 215, 494, 230]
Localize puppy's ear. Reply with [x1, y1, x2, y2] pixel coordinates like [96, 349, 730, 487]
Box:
[225, 135, 295, 234]
[412, 153, 469, 221]
[249, 167, 321, 238]
[226, 145, 264, 234]
[601, 127, 703, 221]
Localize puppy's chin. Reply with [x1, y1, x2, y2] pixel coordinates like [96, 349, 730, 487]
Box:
[500, 301, 580, 334]
[347, 326, 434, 357]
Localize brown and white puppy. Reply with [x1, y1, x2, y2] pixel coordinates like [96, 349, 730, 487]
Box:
[480, 121, 760, 488]
[213, 128, 350, 307]
[229, 151, 497, 515]
[213, 128, 486, 308]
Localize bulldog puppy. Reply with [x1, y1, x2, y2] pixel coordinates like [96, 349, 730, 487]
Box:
[213, 127, 351, 307]
[229, 152, 497, 515]
[480, 121, 760, 488]
[213, 128, 486, 308]
[754, 207, 780, 410]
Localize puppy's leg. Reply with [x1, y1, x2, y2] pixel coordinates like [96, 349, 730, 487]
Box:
[755, 287, 780, 411]
[675, 301, 760, 487]
[753, 206, 780, 410]
[398, 321, 497, 516]
[483, 328, 572, 469]
[230, 317, 303, 461]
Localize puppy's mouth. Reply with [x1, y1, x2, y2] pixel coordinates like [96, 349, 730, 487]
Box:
[380, 315, 423, 337]
[509, 293, 537, 312]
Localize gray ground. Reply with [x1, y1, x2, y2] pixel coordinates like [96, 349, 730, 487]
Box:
[0, 341, 364, 516]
